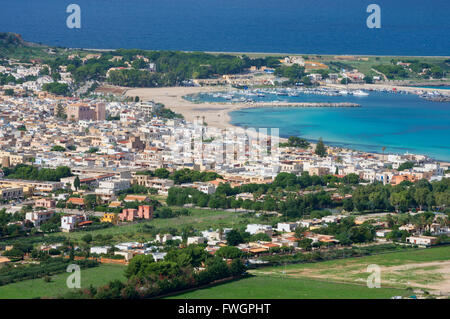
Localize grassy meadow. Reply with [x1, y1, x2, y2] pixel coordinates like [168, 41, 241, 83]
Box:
[0, 264, 126, 299]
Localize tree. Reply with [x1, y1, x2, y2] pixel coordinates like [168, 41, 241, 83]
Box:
[51, 145, 66, 152]
[298, 238, 313, 251]
[363, 75, 373, 84]
[74, 176, 81, 191]
[250, 233, 271, 242]
[56, 103, 66, 119]
[229, 259, 246, 276]
[82, 234, 93, 244]
[40, 222, 59, 233]
[215, 246, 243, 259]
[83, 194, 98, 210]
[398, 161, 414, 171]
[280, 136, 310, 148]
[226, 230, 244, 246]
[42, 82, 70, 96]
[154, 168, 170, 179]
[315, 138, 326, 157]
[125, 254, 155, 278]
[294, 226, 308, 240]
[342, 198, 354, 211]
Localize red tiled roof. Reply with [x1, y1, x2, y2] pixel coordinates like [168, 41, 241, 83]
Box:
[67, 198, 84, 205]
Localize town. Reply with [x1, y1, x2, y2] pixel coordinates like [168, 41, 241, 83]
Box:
[0, 33, 449, 299]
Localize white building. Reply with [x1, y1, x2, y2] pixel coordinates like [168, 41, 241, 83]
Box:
[187, 236, 206, 245]
[277, 222, 297, 233]
[25, 211, 55, 227]
[406, 235, 437, 246]
[95, 179, 131, 196]
[155, 234, 173, 243]
[246, 224, 273, 236]
[61, 214, 86, 232]
[151, 252, 167, 262]
[376, 229, 392, 238]
[90, 246, 111, 255]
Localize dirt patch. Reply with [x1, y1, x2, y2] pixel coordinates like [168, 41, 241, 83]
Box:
[253, 260, 450, 294]
[96, 84, 128, 95]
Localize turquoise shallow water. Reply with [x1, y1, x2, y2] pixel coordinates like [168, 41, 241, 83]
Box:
[202, 91, 450, 161]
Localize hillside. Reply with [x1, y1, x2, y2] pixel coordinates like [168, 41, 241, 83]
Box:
[0, 32, 50, 61]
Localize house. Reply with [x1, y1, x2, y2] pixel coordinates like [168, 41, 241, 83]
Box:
[101, 213, 119, 224]
[376, 229, 392, 238]
[245, 224, 273, 236]
[90, 246, 111, 255]
[118, 205, 153, 222]
[150, 252, 167, 262]
[0, 256, 11, 267]
[0, 187, 23, 200]
[35, 198, 56, 209]
[321, 215, 341, 224]
[187, 236, 206, 245]
[399, 224, 417, 232]
[61, 214, 87, 232]
[95, 179, 130, 198]
[406, 235, 437, 246]
[66, 197, 85, 207]
[429, 223, 449, 235]
[25, 211, 55, 227]
[155, 234, 176, 244]
[114, 251, 133, 261]
[390, 174, 417, 185]
[277, 222, 298, 233]
[119, 208, 138, 222]
[138, 205, 153, 219]
[115, 242, 140, 251]
[305, 233, 338, 244]
[124, 195, 148, 202]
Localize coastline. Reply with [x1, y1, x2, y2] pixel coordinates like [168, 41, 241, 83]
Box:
[125, 85, 449, 162]
[125, 83, 450, 129]
[70, 46, 450, 59]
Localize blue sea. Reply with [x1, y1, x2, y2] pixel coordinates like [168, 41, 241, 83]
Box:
[0, 0, 449, 55]
[194, 91, 450, 161]
[2, 1, 449, 159]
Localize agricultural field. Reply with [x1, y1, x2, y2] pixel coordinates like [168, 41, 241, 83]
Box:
[170, 246, 449, 299]
[50, 208, 263, 243]
[0, 264, 126, 299]
[251, 246, 450, 294]
[168, 275, 409, 299]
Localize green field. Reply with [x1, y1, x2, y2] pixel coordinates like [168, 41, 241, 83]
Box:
[168, 276, 408, 299]
[52, 208, 262, 242]
[251, 246, 450, 290]
[0, 264, 126, 299]
[170, 246, 450, 299]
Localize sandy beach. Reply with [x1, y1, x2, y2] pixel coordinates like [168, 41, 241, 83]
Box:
[126, 86, 359, 130]
[124, 83, 450, 161]
[126, 86, 238, 129]
[126, 83, 450, 130]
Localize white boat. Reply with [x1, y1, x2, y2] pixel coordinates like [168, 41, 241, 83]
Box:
[353, 90, 369, 96]
[339, 90, 349, 95]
